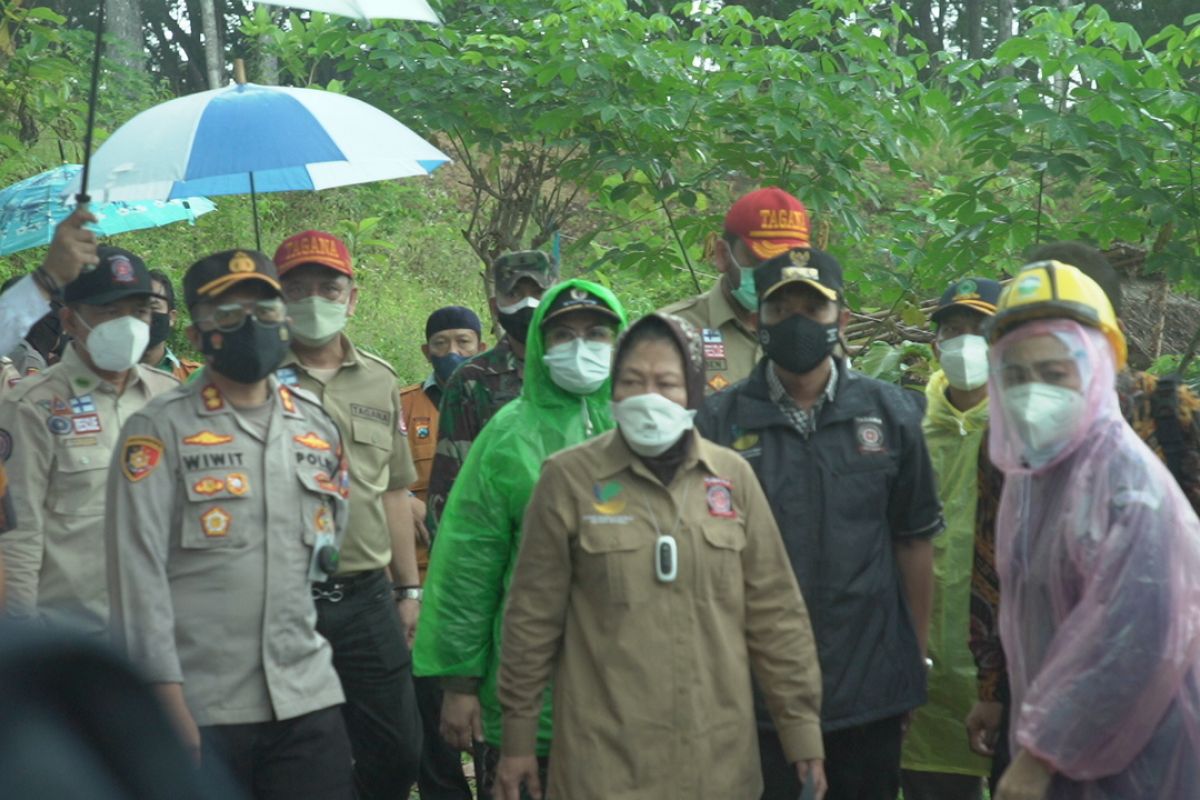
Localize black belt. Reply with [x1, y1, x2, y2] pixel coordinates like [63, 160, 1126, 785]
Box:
[311, 568, 385, 603]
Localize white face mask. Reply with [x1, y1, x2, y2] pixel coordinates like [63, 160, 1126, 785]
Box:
[613, 392, 697, 456]
[81, 315, 150, 372]
[1003, 382, 1085, 467]
[287, 296, 350, 346]
[939, 334, 990, 391]
[543, 339, 612, 395]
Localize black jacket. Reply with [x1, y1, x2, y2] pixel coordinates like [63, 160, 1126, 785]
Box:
[696, 359, 943, 731]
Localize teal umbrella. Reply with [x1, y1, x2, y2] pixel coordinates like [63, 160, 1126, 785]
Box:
[0, 165, 216, 256]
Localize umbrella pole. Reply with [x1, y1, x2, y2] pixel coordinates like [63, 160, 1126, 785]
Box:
[250, 171, 261, 251]
[77, 0, 106, 206]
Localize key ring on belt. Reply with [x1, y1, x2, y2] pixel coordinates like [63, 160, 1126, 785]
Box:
[312, 586, 345, 603]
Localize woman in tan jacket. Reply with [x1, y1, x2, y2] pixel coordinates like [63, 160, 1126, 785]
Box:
[495, 312, 826, 800]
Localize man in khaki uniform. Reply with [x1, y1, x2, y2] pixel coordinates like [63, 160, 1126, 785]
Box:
[660, 187, 811, 394]
[0, 247, 178, 635]
[106, 248, 353, 800]
[274, 229, 423, 800]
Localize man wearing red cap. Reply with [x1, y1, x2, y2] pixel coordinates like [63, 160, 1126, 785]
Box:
[274, 230, 424, 800]
[661, 187, 811, 394]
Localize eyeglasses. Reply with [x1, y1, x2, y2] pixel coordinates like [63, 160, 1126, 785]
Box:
[196, 298, 287, 332]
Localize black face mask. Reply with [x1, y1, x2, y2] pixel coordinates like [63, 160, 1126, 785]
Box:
[497, 306, 536, 345]
[759, 314, 840, 375]
[201, 319, 290, 384]
[147, 312, 172, 349]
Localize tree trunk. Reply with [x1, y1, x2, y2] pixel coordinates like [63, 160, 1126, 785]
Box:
[996, 0, 1014, 77]
[106, 0, 144, 73]
[199, 0, 224, 89]
[964, 0, 983, 59]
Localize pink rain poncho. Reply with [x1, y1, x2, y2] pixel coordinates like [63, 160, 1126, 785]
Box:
[988, 318, 1200, 798]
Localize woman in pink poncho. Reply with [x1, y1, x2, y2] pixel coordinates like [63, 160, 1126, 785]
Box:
[987, 260, 1200, 800]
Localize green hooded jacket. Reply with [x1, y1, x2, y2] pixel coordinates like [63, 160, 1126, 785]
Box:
[901, 369, 992, 777]
[412, 279, 628, 754]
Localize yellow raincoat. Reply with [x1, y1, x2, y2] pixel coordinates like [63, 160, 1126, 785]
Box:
[901, 370, 991, 777]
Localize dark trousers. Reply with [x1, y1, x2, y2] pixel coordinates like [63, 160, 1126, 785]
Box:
[200, 706, 353, 800]
[990, 701, 1012, 795]
[315, 569, 423, 800]
[760, 715, 904, 800]
[900, 769, 984, 800]
[414, 675, 473, 800]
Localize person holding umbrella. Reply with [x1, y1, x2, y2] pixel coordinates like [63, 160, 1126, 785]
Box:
[495, 312, 826, 800]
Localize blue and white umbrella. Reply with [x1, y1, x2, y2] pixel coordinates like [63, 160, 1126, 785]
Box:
[0, 165, 215, 256]
[67, 83, 449, 204]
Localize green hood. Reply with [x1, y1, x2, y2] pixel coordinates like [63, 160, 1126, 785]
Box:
[412, 277, 627, 755]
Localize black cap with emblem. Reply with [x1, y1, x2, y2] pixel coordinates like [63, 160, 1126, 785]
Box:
[62, 246, 155, 306]
[754, 247, 844, 303]
[183, 249, 282, 310]
[540, 286, 621, 325]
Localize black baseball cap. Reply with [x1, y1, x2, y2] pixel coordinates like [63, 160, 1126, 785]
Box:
[540, 286, 620, 325]
[931, 277, 1003, 324]
[754, 247, 843, 303]
[493, 250, 558, 296]
[183, 249, 281, 309]
[62, 247, 155, 306]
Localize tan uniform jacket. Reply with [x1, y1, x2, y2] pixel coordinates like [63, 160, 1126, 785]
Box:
[500, 429, 823, 800]
[660, 282, 760, 394]
[278, 338, 417, 575]
[106, 377, 348, 726]
[0, 345, 178, 634]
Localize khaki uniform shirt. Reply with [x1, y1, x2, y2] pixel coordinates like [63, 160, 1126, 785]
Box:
[105, 377, 348, 726]
[660, 281, 760, 394]
[0, 345, 178, 634]
[400, 377, 440, 580]
[278, 338, 417, 575]
[500, 430, 823, 800]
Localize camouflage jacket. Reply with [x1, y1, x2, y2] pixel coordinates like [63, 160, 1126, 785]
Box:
[425, 336, 524, 534]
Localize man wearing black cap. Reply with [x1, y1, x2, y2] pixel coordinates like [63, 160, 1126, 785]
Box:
[696, 248, 943, 800]
[106, 249, 354, 800]
[0, 246, 178, 635]
[400, 305, 485, 800]
[425, 250, 559, 537]
[900, 278, 1002, 800]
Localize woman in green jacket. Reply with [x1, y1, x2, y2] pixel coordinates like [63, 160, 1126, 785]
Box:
[412, 279, 627, 798]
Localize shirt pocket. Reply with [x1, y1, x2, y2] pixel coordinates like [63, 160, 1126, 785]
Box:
[698, 518, 746, 600]
[351, 418, 390, 482]
[51, 447, 108, 516]
[180, 477, 254, 550]
[577, 524, 650, 606]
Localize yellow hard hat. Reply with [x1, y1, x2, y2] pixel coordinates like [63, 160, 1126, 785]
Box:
[989, 260, 1128, 370]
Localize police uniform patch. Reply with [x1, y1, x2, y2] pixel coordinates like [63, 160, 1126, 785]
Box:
[279, 386, 297, 415]
[708, 374, 731, 392]
[50, 397, 71, 416]
[294, 432, 332, 451]
[704, 343, 727, 360]
[705, 358, 728, 372]
[275, 366, 300, 387]
[47, 416, 71, 435]
[0, 429, 11, 462]
[855, 417, 887, 454]
[111, 256, 136, 284]
[183, 431, 234, 446]
[315, 506, 333, 534]
[193, 477, 225, 496]
[202, 384, 224, 411]
[592, 481, 625, 515]
[66, 436, 98, 448]
[226, 472, 250, 496]
[702, 328, 723, 344]
[200, 506, 232, 538]
[415, 417, 432, 439]
[705, 477, 735, 518]
[72, 413, 102, 434]
[122, 435, 165, 481]
[69, 394, 96, 414]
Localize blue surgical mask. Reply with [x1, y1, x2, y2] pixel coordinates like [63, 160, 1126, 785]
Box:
[430, 352, 468, 383]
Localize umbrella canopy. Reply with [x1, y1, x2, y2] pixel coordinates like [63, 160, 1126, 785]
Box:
[0, 165, 216, 257]
[252, 0, 441, 23]
[67, 83, 449, 203]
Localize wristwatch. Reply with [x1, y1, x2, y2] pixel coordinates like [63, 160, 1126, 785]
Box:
[395, 586, 423, 602]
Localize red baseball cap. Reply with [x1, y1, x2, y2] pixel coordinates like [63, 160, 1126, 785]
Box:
[274, 230, 353, 278]
[723, 188, 811, 261]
